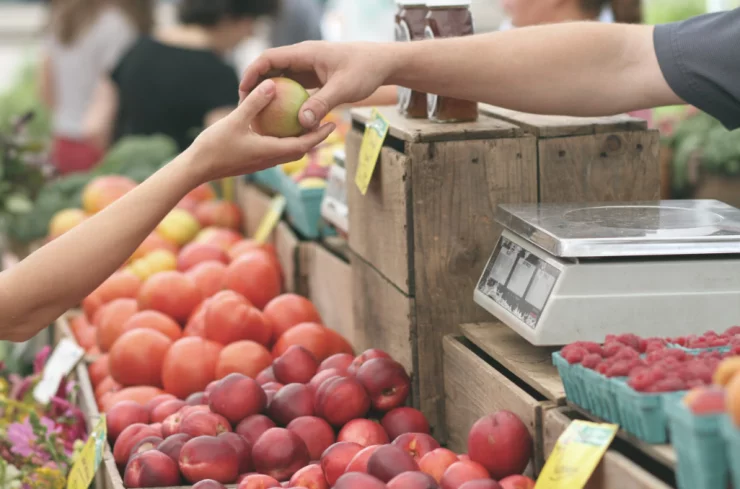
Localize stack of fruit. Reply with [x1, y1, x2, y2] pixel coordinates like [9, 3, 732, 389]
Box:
[554, 329, 740, 443]
[107, 344, 535, 488]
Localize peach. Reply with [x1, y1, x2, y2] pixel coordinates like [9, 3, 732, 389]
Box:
[440, 461, 490, 489]
[253, 78, 310, 138]
[498, 475, 535, 489]
[48, 208, 87, 239]
[268, 383, 315, 426]
[356, 358, 411, 412]
[345, 445, 381, 474]
[252, 428, 311, 481]
[187, 261, 228, 299]
[109, 328, 172, 387]
[367, 445, 419, 483]
[309, 368, 345, 394]
[192, 481, 228, 489]
[333, 473, 388, 489]
[180, 435, 240, 484]
[151, 399, 187, 423]
[459, 455, 471, 462]
[348, 349, 391, 376]
[338, 419, 389, 447]
[121, 310, 183, 342]
[195, 227, 242, 251]
[286, 416, 335, 461]
[289, 464, 328, 489]
[94, 270, 142, 303]
[187, 183, 217, 202]
[82, 175, 137, 214]
[420, 449, 459, 483]
[96, 298, 139, 352]
[382, 408, 431, 440]
[130, 436, 163, 458]
[320, 442, 363, 486]
[387, 472, 439, 489]
[162, 337, 222, 399]
[107, 400, 150, 443]
[274, 345, 319, 384]
[460, 481, 503, 489]
[195, 200, 242, 230]
[219, 432, 252, 474]
[217, 340, 273, 380]
[315, 377, 371, 427]
[262, 293, 323, 342]
[157, 433, 191, 463]
[138, 271, 202, 324]
[237, 474, 281, 489]
[392, 433, 440, 463]
[727, 372, 740, 426]
[178, 411, 231, 437]
[257, 366, 277, 385]
[178, 243, 229, 271]
[145, 393, 178, 414]
[223, 252, 282, 310]
[187, 392, 207, 406]
[319, 353, 354, 374]
[130, 232, 179, 263]
[209, 373, 267, 425]
[683, 386, 726, 414]
[205, 290, 272, 346]
[467, 412, 532, 480]
[124, 450, 182, 487]
[113, 423, 161, 469]
[713, 356, 740, 387]
[236, 415, 277, 446]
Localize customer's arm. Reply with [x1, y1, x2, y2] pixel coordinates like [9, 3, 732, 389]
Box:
[0, 80, 335, 342]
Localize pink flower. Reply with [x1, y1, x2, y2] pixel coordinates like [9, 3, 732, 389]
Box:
[6, 420, 36, 458]
[34, 346, 51, 374]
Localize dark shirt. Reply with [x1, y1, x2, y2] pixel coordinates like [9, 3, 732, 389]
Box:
[270, 0, 324, 47]
[111, 37, 239, 152]
[654, 8, 740, 130]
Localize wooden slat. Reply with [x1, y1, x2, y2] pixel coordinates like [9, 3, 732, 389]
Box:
[410, 136, 538, 441]
[480, 104, 647, 138]
[351, 253, 415, 387]
[350, 106, 522, 143]
[460, 323, 565, 402]
[538, 130, 661, 203]
[274, 221, 299, 293]
[443, 335, 540, 455]
[346, 131, 413, 294]
[543, 408, 674, 489]
[304, 242, 356, 347]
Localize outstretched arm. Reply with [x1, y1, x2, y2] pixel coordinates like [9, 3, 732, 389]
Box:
[0, 79, 335, 342]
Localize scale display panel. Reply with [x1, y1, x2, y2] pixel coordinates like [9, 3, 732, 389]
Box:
[477, 236, 561, 330]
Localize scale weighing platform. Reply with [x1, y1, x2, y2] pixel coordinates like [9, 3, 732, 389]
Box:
[474, 200, 740, 345]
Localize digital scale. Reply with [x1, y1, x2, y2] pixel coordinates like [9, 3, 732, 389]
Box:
[474, 200, 740, 345]
[320, 150, 349, 233]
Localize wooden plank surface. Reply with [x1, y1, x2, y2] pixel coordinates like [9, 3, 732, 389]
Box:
[350, 106, 521, 143]
[480, 104, 647, 138]
[346, 131, 413, 294]
[538, 130, 661, 203]
[543, 408, 674, 489]
[304, 242, 356, 348]
[274, 221, 299, 293]
[410, 136, 538, 441]
[443, 335, 540, 454]
[460, 322, 565, 402]
[351, 252, 415, 385]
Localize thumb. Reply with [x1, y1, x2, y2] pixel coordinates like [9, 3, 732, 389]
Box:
[299, 79, 348, 129]
[236, 79, 277, 122]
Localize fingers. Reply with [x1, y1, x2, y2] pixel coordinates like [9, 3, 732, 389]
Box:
[236, 79, 277, 122]
[299, 81, 351, 129]
[262, 122, 337, 160]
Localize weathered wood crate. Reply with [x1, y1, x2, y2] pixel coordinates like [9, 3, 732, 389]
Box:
[345, 105, 660, 441]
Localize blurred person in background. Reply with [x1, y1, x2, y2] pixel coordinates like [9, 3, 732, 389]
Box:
[85, 0, 279, 153]
[40, 0, 154, 175]
[270, 0, 324, 48]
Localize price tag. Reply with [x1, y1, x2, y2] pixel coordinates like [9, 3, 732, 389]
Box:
[320, 164, 349, 233]
[355, 108, 390, 195]
[535, 420, 618, 489]
[33, 338, 84, 404]
[67, 415, 107, 489]
[253, 195, 286, 244]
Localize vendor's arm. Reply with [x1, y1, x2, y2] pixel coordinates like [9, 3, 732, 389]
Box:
[240, 9, 740, 130]
[0, 80, 334, 342]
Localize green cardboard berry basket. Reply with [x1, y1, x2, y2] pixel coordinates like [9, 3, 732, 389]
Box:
[721, 415, 740, 488]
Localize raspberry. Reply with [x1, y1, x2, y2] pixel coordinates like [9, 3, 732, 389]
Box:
[616, 334, 642, 351]
[581, 353, 602, 369]
[602, 342, 624, 358]
[561, 345, 588, 364]
[709, 338, 728, 347]
[724, 326, 740, 336]
[689, 339, 710, 349]
[605, 360, 633, 378]
[613, 348, 639, 361]
[647, 377, 687, 393]
[671, 336, 687, 347]
[596, 362, 609, 375]
[628, 369, 660, 392]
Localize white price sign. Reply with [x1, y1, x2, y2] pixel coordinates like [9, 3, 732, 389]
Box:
[33, 338, 84, 404]
[321, 163, 349, 233]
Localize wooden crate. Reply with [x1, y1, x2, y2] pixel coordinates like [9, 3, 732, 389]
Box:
[345, 106, 660, 440]
[443, 335, 545, 475]
[300, 238, 355, 346]
[543, 408, 675, 489]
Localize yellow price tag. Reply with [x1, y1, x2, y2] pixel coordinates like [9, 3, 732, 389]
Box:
[253, 195, 286, 244]
[355, 108, 390, 195]
[67, 415, 107, 489]
[535, 420, 618, 489]
[221, 177, 236, 202]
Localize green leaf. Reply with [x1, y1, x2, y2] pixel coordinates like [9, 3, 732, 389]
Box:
[5, 193, 33, 214]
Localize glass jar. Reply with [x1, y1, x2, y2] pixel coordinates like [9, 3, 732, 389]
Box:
[424, 0, 478, 122]
[395, 1, 429, 118]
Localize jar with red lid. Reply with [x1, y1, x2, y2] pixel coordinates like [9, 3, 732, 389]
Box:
[424, 0, 478, 122]
[395, 1, 429, 118]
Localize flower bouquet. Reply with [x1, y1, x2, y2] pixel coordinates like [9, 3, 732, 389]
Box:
[0, 346, 88, 489]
